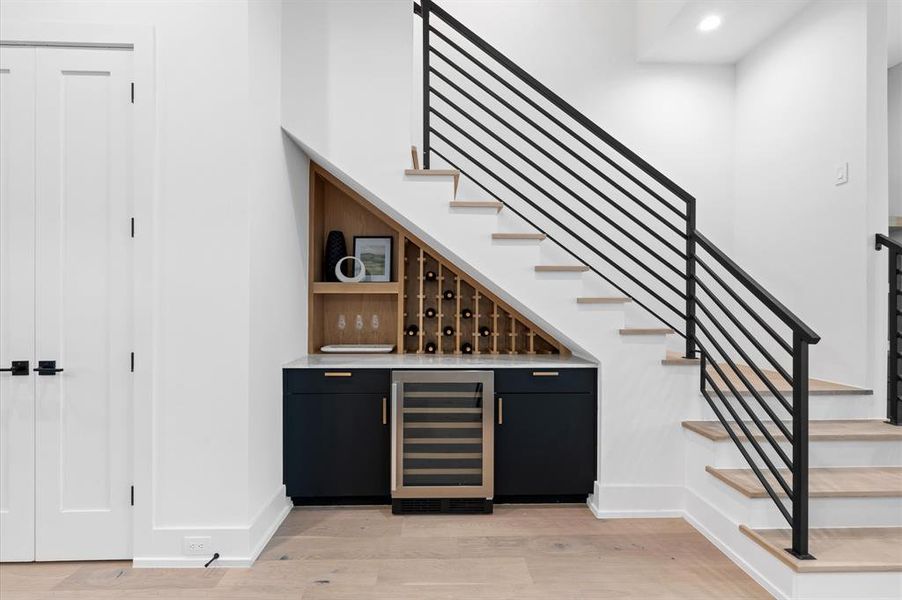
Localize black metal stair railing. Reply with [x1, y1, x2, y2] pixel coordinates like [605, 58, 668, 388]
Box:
[414, 0, 820, 558]
[876, 233, 902, 426]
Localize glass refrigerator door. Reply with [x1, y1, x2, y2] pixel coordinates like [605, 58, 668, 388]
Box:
[392, 370, 494, 499]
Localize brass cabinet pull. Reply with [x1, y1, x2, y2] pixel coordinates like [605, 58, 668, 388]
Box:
[324, 371, 352, 377]
[498, 397, 503, 425]
[532, 371, 559, 377]
[382, 397, 387, 425]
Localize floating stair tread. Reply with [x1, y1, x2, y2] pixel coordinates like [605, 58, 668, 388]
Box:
[492, 232, 546, 240]
[450, 200, 502, 210]
[891, 216, 902, 230]
[682, 419, 902, 442]
[535, 265, 590, 272]
[705, 466, 902, 498]
[403, 168, 460, 193]
[662, 350, 701, 365]
[619, 328, 675, 336]
[739, 525, 902, 573]
[576, 296, 632, 304]
[705, 362, 872, 396]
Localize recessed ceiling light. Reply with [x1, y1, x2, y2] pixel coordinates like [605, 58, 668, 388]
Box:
[698, 15, 722, 32]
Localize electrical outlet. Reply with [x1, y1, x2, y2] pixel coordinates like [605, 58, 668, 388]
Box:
[183, 536, 212, 556]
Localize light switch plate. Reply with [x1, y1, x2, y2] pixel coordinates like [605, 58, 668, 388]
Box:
[835, 162, 849, 185]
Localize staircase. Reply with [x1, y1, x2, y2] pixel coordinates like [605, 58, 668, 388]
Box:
[399, 1, 902, 598]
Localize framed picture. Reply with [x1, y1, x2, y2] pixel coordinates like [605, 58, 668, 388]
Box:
[353, 236, 393, 283]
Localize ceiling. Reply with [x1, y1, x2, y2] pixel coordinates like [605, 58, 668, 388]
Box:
[636, 0, 811, 64]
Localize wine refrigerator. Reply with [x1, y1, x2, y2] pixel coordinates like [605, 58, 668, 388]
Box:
[390, 370, 494, 514]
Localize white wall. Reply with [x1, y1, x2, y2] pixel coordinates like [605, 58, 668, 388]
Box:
[246, 0, 307, 534]
[733, 0, 882, 387]
[418, 0, 736, 247]
[0, 0, 301, 564]
[891, 63, 902, 216]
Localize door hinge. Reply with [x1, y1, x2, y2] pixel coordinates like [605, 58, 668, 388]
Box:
[130, 217, 135, 238]
[130, 82, 134, 104]
[130, 352, 134, 373]
[130, 485, 134, 506]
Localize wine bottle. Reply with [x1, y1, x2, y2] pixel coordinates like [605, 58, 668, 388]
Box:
[424, 307, 437, 318]
[443, 325, 455, 337]
[479, 326, 491, 337]
[443, 289, 455, 300]
[460, 307, 473, 319]
[424, 341, 437, 354]
[461, 342, 473, 354]
[425, 270, 437, 281]
[405, 324, 419, 337]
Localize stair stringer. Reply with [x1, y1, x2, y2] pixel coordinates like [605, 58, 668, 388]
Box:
[284, 128, 706, 517]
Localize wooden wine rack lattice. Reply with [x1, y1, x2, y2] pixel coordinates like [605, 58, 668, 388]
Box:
[402, 239, 560, 355]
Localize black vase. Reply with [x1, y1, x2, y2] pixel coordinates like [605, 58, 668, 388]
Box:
[323, 230, 347, 282]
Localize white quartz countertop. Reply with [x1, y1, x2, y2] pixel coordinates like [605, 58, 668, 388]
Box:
[283, 354, 597, 369]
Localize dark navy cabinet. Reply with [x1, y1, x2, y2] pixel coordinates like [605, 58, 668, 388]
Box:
[283, 369, 390, 501]
[282, 366, 596, 504]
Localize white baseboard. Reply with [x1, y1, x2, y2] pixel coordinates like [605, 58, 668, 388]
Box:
[133, 486, 291, 569]
[586, 481, 685, 518]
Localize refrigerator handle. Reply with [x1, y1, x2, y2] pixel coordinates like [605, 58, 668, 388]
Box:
[390, 382, 398, 492]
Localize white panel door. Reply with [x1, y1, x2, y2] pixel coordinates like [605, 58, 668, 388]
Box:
[0, 46, 37, 563]
[34, 48, 133, 561]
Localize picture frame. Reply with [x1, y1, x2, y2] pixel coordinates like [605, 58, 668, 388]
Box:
[353, 236, 393, 283]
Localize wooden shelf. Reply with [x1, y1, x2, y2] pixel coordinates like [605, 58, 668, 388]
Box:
[312, 282, 400, 295]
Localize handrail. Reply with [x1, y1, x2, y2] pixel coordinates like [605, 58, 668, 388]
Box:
[876, 232, 902, 252]
[414, 0, 821, 558]
[694, 232, 820, 344]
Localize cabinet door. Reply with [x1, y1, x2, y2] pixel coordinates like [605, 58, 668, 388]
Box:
[284, 393, 389, 498]
[495, 393, 596, 497]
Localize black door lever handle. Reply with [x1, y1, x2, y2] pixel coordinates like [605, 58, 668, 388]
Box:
[34, 360, 63, 375]
[0, 361, 29, 376]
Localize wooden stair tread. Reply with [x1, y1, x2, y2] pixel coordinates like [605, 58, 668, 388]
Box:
[740, 525, 902, 572]
[705, 466, 902, 498]
[890, 216, 902, 230]
[705, 362, 871, 396]
[492, 232, 546, 240]
[662, 352, 701, 365]
[682, 419, 902, 442]
[450, 200, 502, 210]
[404, 168, 460, 194]
[619, 328, 675, 336]
[534, 265, 590, 272]
[576, 296, 632, 304]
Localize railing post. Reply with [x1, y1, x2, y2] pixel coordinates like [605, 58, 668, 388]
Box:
[422, 0, 431, 169]
[888, 247, 901, 425]
[789, 330, 813, 559]
[684, 200, 697, 359]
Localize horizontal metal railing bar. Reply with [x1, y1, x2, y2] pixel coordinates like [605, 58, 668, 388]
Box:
[695, 301, 794, 420]
[701, 372, 794, 524]
[695, 254, 793, 355]
[427, 45, 688, 237]
[429, 88, 687, 280]
[699, 345, 792, 472]
[696, 232, 820, 344]
[428, 68, 688, 255]
[429, 118, 688, 301]
[695, 276, 793, 385]
[696, 318, 794, 429]
[424, 4, 696, 204]
[429, 137, 688, 330]
[426, 26, 688, 221]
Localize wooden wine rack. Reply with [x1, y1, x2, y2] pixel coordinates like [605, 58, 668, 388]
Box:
[401, 239, 561, 355]
[308, 161, 565, 356]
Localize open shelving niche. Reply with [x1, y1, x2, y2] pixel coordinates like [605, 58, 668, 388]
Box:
[308, 161, 567, 356]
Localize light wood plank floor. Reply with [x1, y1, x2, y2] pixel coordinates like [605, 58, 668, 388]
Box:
[0, 505, 770, 599]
